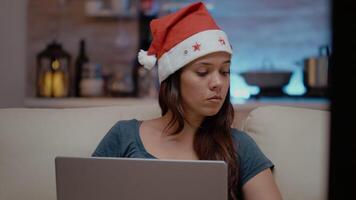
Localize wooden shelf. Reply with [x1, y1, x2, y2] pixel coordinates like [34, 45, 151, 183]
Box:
[24, 97, 158, 108]
[232, 97, 329, 111]
[25, 97, 329, 110]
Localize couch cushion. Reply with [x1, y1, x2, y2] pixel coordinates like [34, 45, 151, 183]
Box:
[242, 105, 330, 200]
[0, 105, 160, 200]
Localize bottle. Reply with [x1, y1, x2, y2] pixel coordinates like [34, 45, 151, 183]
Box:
[74, 39, 89, 97]
[80, 63, 104, 97]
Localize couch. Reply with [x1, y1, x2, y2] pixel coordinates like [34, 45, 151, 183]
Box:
[0, 104, 330, 200]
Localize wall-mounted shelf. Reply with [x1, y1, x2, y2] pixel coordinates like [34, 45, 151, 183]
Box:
[25, 97, 329, 111]
[85, 0, 137, 19]
[24, 97, 157, 108]
[84, 1, 214, 19]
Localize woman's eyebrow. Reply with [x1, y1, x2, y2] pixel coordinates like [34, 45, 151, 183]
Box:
[196, 60, 231, 66]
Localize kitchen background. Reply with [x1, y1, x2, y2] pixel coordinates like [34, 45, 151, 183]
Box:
[0, 0, 330, 107]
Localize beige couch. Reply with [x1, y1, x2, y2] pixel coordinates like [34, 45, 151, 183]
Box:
[0, 104, 329, 200]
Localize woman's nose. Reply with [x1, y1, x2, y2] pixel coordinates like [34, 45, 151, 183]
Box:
[209, 73, 223, 91]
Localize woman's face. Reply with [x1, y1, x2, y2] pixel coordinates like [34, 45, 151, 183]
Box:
[180, 52, 231, 118]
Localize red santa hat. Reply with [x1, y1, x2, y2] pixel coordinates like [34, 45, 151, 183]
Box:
[138, 2, 233, 82]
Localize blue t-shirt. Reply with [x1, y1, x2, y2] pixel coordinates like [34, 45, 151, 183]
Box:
[92, 119, 274, 191]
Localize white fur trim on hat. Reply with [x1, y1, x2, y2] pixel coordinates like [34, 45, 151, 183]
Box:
[157, 30, 232, 82]
[138, 49, 157, 70]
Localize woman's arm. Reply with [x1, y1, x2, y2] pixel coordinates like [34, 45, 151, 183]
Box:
[242, 168, 283, 200]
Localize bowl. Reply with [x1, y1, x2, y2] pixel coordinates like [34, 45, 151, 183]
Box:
[240, 71, 293, 88]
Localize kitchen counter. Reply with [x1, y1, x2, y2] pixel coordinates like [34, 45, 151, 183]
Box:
[24, 97, 329, 110]
[232, 97, 329, 110]
[24, 97, 329, 129]
[24, 97, 159, 108]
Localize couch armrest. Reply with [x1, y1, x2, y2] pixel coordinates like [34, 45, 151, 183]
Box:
[241, 106, 330, 200]
[0, 105, 160, 200]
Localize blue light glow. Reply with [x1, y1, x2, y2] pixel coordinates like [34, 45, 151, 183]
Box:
[230, 73, 260, 102]
[283, 67, 306, 96]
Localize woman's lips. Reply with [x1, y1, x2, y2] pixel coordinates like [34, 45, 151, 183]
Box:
[207, 96, 223, 102]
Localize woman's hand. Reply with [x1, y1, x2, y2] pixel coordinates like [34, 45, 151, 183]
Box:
[242, 168, 283, 200]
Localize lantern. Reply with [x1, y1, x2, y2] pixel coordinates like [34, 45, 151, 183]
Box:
[36, 41, 71, 98]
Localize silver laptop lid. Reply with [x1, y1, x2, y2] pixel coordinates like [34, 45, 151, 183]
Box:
[55, 156, 227, 200]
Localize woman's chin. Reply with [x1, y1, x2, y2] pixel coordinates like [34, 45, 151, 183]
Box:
[201, 107, 222, 117]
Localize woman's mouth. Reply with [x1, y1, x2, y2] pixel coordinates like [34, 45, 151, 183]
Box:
[207, 95, 223, 102]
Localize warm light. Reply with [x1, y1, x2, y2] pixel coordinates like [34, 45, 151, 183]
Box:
[52, 59, 60, 70]
[52, 71, 66, 97]
[41, 72, 53, 97]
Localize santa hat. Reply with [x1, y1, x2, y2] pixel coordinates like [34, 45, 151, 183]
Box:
[138, 2, 233, 82]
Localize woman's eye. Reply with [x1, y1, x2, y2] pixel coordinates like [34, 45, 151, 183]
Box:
[221, 70, 230, 75]
[196, 71, 208, 76]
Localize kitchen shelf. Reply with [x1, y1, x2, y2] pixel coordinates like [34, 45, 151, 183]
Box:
[233, 97, 329, 111]
[24, 97, 158, 108]
[85, 0, 136, 19]
[25, 97, 329, 111]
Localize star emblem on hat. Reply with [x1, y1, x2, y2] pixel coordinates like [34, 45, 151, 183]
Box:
[192, 42, 201, 51]
[219, 38, 226, 45]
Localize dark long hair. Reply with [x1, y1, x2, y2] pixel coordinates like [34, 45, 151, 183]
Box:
[158, 70, 239, 200]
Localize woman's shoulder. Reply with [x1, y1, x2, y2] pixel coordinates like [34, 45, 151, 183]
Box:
[230, 128, 255, 147]
[230, 128, 274, 187]
[91, 119, 140, 157]
[111, 119, 139, 128]
[230, 128, 266, 156]
[108, 119, 140, 138]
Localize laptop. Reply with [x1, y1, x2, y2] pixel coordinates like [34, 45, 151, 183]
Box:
[55, 156, 227, 200]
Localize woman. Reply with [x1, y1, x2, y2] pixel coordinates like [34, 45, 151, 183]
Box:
[93, 2, 282, 199]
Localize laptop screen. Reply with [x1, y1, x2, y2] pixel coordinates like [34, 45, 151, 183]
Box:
[55, 156, 227, 200]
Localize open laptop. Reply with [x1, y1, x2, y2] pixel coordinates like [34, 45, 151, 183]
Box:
[55, 156, 227, 200]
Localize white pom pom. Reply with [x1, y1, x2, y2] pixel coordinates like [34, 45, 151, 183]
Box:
[138, 49, 157, 70]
